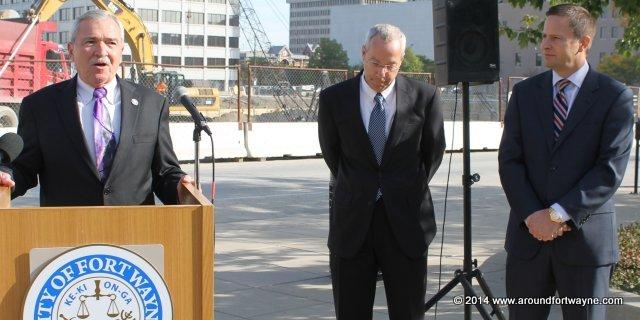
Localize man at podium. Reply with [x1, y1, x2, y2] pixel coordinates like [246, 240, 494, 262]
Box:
[0, 10, 194, 206]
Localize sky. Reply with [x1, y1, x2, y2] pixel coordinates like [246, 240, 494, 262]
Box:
[241, 0, 290, 50]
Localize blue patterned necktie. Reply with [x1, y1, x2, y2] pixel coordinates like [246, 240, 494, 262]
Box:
[93, 87, 116, 182]
[368, 93, 387, 199]
[553, 79, 572, 140]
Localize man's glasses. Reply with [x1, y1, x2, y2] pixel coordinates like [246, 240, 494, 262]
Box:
[367, 59, 400, 72]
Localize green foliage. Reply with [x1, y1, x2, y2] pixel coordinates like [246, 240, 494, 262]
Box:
[400, 47, 424, 73]
[309, 38, 349, 69]
[597, 54, 640, 85]
[611, 221, 640, 294]
[416, 55, 435, 73]
[503, 0, 640, 54]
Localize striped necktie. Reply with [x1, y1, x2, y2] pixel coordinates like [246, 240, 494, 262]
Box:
[553, 79, 572, 140]
[93, 87, 117, 182]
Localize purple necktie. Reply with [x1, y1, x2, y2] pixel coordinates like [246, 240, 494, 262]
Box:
[93, 87, 116, 182]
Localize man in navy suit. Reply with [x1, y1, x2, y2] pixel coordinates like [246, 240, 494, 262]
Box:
[499, 4, 633, 320]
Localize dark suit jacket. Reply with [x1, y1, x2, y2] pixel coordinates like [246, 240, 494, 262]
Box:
[318, 73, 445, 259]
[8, 76, 185, 206]
[498, 67, 634, 266]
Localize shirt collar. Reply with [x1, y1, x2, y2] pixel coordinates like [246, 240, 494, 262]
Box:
[77, 76, 119, 104]
[552, 62, 589, 89]
[360, 75, 396, 103]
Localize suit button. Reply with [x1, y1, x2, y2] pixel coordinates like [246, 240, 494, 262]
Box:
[104, 187, 112, 195]
[549, 166, 557, 172]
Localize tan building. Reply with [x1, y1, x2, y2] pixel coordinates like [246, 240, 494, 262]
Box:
[500, 2, 626, 78]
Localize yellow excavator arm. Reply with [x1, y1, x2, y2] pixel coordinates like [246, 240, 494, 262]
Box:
[28, 0, 154, 70]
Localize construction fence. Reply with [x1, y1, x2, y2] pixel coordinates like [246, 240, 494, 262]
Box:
[2, 58, 588, 128]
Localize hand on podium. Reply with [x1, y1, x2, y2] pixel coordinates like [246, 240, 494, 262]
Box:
[177, 174, 200, 204]
[0, 171, 14, 188]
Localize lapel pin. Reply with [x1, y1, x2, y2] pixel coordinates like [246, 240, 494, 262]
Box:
[131, 98, 139, 106]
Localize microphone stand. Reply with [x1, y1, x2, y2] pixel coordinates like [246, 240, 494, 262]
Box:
[193, 125, 202, 189]
[192, 115, 212, 191]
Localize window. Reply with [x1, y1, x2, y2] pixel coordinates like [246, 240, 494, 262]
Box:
[44, 32, 58, 43]
[150, 32, 158, 44]
[122, 55, 132, 61]
[86, 5, 97, 11]
[139, 9, 158, 22]
[208, 36, 225, 47]
[207, 58, 225, 66]
[611, 27, 619, 39]
[186, 12, 204, 24]
[229, 37, 239, 48]
[229, 15, 239, 26]
[208, 13, 226, 25]
[59, 8, 72, 21]
[535, 53, 542, 67]
[161, 56, 181, 65]
[73, 7, 84, 19]
[59, 31, 69, 44]
[228, 58, 239, 66]
[162, 10, 181, 23]
[599, 26, 606, 39]
[161, 33, 182, 45]
[185, 57, 204, 66]
[209, 0, 226, 3]
[185, 34, 204, 46]
[515, 52, 522, 67]
[599, 52, 607, 62]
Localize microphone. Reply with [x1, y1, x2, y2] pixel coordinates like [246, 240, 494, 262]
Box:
[174, 86, 212, 136]
[0, 132, 23, 164]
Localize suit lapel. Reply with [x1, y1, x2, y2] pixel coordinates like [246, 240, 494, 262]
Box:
[553, 68, 599, 152]
[382, 75, 412, 166]
[534, 71, 556, 153]
[106, 77, 141, 183]
[55, 76, 101, 180]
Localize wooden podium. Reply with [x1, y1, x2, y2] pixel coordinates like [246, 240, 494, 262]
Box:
[0, 183, 214, 319]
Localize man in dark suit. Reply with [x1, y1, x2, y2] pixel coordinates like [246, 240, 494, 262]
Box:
[499, 4, 633, 320]
[318, 24, 445, 319]
[0, 10, 192, 206]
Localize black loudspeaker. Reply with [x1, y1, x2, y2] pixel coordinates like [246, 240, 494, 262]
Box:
[433, 0, 500, 86]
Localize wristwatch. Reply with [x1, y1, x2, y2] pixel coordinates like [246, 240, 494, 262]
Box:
[548, 207, 564, 223]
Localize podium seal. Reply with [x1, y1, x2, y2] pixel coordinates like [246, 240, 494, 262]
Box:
[23, 244, 172, 319]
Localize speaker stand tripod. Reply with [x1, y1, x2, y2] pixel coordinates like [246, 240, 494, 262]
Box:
[424, 82, 506, 320]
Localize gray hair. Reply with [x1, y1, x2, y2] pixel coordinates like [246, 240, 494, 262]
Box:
[70, 10, 124, 43]
[363, 24, 406, 55]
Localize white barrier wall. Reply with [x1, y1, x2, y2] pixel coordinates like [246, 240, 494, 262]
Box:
[171, 121, 504, 161]
[170, 122, 246, 161]
[0, 122, 505, 161]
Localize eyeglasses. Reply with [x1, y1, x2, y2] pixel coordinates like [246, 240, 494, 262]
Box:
[367, 59, 400, 72]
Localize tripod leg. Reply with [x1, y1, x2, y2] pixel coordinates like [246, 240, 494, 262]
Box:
[472, 269, 506, 320]
[424, 271, 462, 312]
[459, 276, 493, 320]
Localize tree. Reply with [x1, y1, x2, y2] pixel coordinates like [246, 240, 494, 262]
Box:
[400, 47, 424, 73]
[597, 54, 640, 85]
[308, 38, 349, 69]
[416, 55, 436, 73]
[503, 0, 640, 54]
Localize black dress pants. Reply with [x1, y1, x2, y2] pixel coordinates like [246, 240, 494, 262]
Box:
[330, 200, 427, 320]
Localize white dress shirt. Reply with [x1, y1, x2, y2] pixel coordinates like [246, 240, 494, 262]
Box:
[550, 62, 590, 222]
[360, 76, 397, 136]
[76, 76, 122, 163]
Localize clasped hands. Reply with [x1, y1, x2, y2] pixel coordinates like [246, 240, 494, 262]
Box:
[525, 209, 572, 242]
